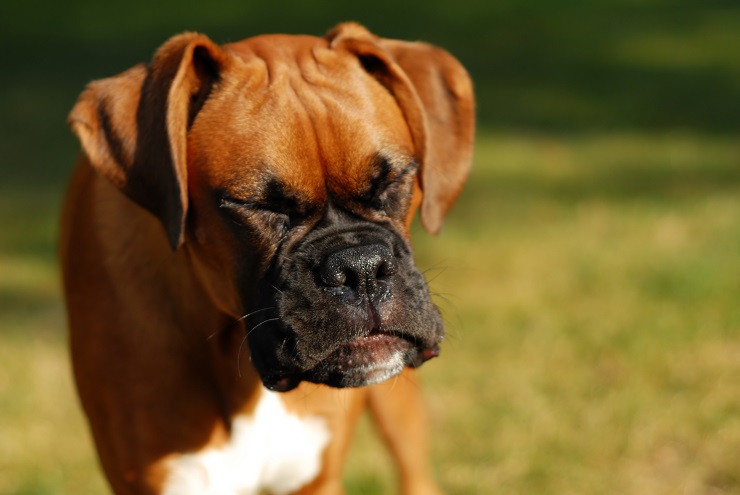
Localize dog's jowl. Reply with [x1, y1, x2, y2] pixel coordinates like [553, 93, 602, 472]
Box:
[62, 22, 474, 495]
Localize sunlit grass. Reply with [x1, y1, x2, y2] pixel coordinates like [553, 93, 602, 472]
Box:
[1, 132, 739, 494]
[0, 264, 105, 494]
[410, 132, 740, 495]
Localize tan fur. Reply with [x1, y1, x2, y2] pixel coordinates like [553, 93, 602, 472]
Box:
[62, 23, 474, 495]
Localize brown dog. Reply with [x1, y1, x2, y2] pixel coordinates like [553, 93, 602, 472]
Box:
[61, 23, 474, 495]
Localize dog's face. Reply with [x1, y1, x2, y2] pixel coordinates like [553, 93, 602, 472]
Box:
[68, 24, 475, 392]
[186, 35, 444, 391]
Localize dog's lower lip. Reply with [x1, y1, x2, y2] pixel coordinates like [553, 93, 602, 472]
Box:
[325, 331, 413, 366]
[264, 374, 299, 392]
[351, 330, 413, 352]
[419, 346, 440, 362]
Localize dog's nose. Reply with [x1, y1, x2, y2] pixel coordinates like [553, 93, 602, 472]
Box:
[320, 244, 397, 302]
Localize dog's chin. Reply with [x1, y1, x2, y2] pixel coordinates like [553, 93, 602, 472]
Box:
[261, 333, 440, 392]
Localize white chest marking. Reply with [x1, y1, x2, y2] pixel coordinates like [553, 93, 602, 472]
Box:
[163, 388, 331, 495]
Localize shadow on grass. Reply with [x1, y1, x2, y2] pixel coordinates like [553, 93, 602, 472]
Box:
[1, 2, 739, 340]
[468, 159, 740, 206]
[2, 1, 740, 193]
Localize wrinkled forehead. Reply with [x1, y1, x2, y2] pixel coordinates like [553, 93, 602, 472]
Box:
[190, 34, 415, 202]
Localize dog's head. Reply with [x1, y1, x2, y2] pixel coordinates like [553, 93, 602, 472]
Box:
[68, 23, 475, 391]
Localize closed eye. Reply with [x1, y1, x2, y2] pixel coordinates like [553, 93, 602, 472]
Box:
[364, 159, 418, 212]
[219, 195, 291, 236]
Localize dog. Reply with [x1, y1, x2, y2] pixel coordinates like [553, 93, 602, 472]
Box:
[61, 22, 474, 495]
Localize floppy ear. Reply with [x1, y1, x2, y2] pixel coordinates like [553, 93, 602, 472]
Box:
[328, 23, 475, 234]
[68, 33, 231, 249]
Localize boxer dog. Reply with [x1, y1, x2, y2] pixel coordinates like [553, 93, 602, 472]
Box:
[61, 22, 474, 495]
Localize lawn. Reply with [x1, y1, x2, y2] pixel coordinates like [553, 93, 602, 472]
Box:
[2, 1, 740, 493]
[1, 131, 738, 494]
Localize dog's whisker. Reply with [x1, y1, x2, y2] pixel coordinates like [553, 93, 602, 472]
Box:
[290, 337, 300, 361]
[237, 307, 277, 322]
[431, 292, 460, 313]
[236, 334, 249, 378]
[421, 261, 449, 277]
[246, 317, 282, 337]
[205, 319, 242, 342]
[389, 371, 400, 392]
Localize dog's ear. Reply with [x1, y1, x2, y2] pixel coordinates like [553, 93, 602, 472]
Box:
[69, 33, 231, 249]
[328, 23, 475, 234]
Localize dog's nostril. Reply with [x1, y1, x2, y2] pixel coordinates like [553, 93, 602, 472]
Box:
[376, 259, 397, 279]
[320, 243, 395, 297]
[323, 267, 348, 287]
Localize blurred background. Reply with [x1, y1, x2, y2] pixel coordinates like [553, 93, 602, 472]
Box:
[1, 1, 739, 494]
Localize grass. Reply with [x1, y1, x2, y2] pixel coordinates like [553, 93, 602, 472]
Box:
[1, 131, 739, 494]
[2, 2, 740, 492]
[410, 133, 740, 494]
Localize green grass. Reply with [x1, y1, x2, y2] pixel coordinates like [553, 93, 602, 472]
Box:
[410, 133, 740, 494]
[2, 2, 740, 492]
[1, 131, 739, 494]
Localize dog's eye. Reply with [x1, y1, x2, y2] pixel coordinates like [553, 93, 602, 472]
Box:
[366, 160, 418, 214]
[219, 196, 291, 237]
[263, 210, 290, 237]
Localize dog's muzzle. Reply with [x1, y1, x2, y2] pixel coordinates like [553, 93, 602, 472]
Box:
[246, 227, 444, 392]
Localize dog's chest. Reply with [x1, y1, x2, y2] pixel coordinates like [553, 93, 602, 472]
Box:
[162, 389, 330, 495]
